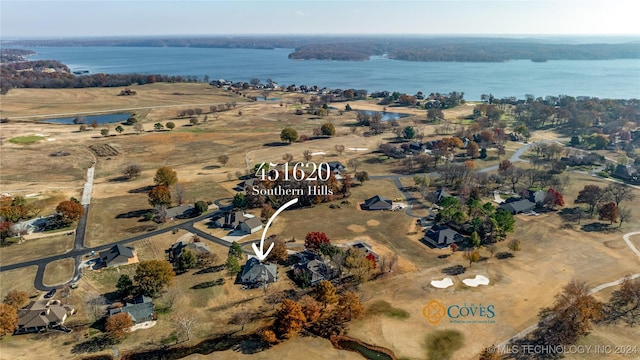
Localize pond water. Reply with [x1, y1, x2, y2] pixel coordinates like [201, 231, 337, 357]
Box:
[357, 110, 410, 121]
[255, 97, 282, 102]
[41, 113, 132, 125]
[338, 339, 394, 360]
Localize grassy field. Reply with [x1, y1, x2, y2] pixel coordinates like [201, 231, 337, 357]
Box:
[42, 258, 75, 286]
[0, 234, 74, 266]
[8, 135, 45, 144]
[0, 266, 39, 300]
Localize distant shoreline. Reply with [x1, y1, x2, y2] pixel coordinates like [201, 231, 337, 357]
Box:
[4, 36, 640, 63]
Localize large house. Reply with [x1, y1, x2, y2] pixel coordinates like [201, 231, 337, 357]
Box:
[167, 239, 211, 263]
[215, 211, 263, 234]
[291, 251, 337, 286]
[361, 195, 393, 211]
[99, 244, 138, 267]
[15, 300, 75, 334]
[424, 224, 464, 248]
[241, 257, 277, 286]
[109, 295, 155, 325]
[499, 198, 535, 214]
[165, 204, 194, 220]
[613, 164, 638, 181]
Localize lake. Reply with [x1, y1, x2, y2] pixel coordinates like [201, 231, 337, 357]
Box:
[41, 113, 132, 125]
[26, 46, 640, 100]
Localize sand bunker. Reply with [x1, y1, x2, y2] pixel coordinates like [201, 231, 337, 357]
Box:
[431, 277, 454, 289]
[311, 151, 326, 156]
[463, 275, 490, 287]
[348, 147, 368, 151]
[347, 224, 367, 233]
[366, 219, 380, 227]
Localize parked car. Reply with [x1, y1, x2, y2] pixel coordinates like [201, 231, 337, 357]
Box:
[44, 289, 57, 298]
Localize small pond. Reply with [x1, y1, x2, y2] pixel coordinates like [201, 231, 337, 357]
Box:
[255, 97, 282, 102]
[41, 113, 132, 125]
[356, 110, 409, 121]
[338, 339, 394, 360]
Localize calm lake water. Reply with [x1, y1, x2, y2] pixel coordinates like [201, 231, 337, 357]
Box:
[42, 113, 131, 125]
[26, 46, 640, 100]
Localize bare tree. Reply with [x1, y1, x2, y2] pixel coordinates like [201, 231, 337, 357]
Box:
[303, 150, 313, 162]
[335, 145, 345, 156]
[161, 287, 181, 311]
[173, 183, 187, 205]
[87, 296, 107, 322]
[618, 207, 632, 228]
[347, 158, 361, 173]
[173, 312, 197, 343]
[133, 122, 144, 134]
[229, 310, 253, 331]
[282, 153, 294, 163]
[217, 154, 230, 167]
[388, 254, 398, 272]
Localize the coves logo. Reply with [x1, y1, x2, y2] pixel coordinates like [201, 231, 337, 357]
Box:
[422, 300, 496, 324]
[422, 300, 447, 324]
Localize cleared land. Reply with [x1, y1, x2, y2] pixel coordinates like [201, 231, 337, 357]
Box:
[43, 258, 75, 286]
[0, 233, 74, 266]
[1, 85, 639, 360]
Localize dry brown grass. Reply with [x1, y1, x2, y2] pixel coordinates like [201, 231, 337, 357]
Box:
[43, 258, 75, 286]
[0, 234, 74, 266]
[0, 266, 38, 300]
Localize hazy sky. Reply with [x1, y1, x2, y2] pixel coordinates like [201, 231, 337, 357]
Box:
[1, 0, 638, 38]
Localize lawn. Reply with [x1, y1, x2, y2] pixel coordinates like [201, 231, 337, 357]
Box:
[0, 266, 39, 300]
[0, 233, 74, 266]
[43, 258, 75, 286]
[8, 135, 45, 144]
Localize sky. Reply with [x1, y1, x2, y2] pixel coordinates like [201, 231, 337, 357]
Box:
[1, 0, 639, 39]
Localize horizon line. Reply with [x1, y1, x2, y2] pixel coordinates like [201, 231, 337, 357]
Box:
[2, 33, 639, 41]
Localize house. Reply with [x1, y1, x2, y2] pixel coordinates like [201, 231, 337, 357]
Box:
[361, 195, 393, 210]
[15, 300, 75, 334]
[167, 240, 210, 262]
[499, 199, 535, 214]
[292, 258, 337, 286]
[527, 190, 547, 205]
[109, 295, 154, 325]
[165, 204, 194, 220]
[238, 216, 263, 234]
[236, 178, 256, 192]
[327, 161, 346, 174]
[408, 142, 424, 152]
[352, 241, 379, 262]
[430, 188, 453, 204]
[99, 244, 138, 267]
[424, 224, 464, 248]
[241, 257, 277, 286]
[215, 211, 263, 234]
[613, 164, 638, 181]
[215, 210, 247, 228]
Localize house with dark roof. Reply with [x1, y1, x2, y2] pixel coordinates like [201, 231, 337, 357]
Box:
[236, 178, 257, 192]
[423, 224, 464, 248]
[215, 210, 247, 228]
[167, 240, 211, 263]
[528, 190, 546, 205]
[15, 300, 75, 334]
[109, 295, 154, 325]
[241, 257, 277, 286]
[499, 199, 535, 214]
[99, 244, 138, 267]
[327, 161, 346, 174]
[361, 195, 393, 210]
[613, 164, 638, 181]
[431, 188, 453, 203]
[292, 258, 337, 286]
[165, 204, 194, 220]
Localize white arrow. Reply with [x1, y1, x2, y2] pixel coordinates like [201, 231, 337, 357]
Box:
[252, 198, 299, 261]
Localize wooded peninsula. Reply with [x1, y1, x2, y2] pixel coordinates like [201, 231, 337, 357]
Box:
[3, 36, 639, 62]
